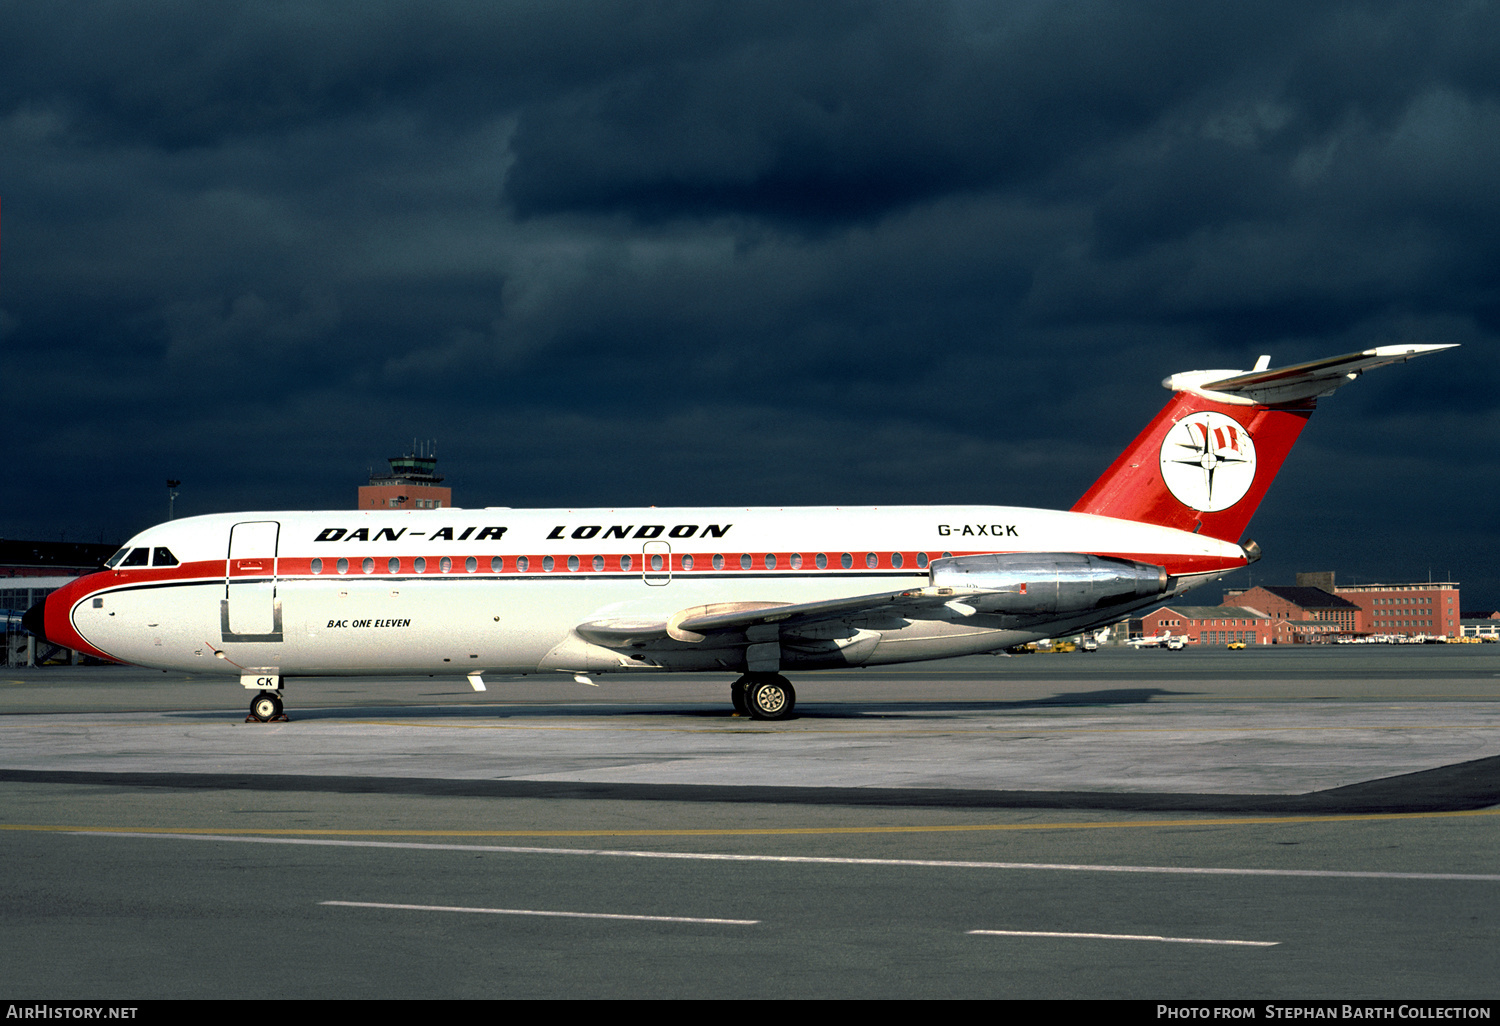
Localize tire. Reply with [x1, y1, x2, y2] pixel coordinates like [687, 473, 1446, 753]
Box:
[730, 678, 749, 715]
[744, 676, 795, 721]
[250, 693, 281, 722]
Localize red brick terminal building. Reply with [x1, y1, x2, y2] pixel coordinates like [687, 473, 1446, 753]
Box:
[1139, 606, 1270, 645]
[1219, 585, 1360, 643]
[1139, 573, 1462, 645]
[1326, 581, 1461, 638]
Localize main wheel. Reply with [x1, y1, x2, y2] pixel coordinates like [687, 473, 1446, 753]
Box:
[250, 693, 282, 722]
[744, 675, 795, 721]
[730, 678, 749, 715]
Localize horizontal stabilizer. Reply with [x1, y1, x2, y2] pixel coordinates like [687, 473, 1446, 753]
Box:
[1165, 344, 1457, 406]
[1073, 343, 1456, 542]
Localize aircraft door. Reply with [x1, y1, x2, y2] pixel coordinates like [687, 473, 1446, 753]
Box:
[642, 541, 671, 586]
[223, 520, 284, 642]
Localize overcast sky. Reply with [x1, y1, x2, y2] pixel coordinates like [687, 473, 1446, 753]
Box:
[3, 1, 1496, 604]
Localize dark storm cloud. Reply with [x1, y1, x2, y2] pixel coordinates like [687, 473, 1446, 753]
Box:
[2, 0, 1497, 601]
[503, 2, 1268, 221]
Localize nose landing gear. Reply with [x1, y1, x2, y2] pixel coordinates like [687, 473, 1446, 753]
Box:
[247, 691, 287, 722]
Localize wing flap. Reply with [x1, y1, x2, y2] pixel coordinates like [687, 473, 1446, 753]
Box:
[575, 587, 991, 650]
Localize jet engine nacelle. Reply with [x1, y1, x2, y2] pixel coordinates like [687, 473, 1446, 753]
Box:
[928, 552, 1170, 616]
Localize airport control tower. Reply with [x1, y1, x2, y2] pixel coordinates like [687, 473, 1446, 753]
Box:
[358, 443, 452, 510]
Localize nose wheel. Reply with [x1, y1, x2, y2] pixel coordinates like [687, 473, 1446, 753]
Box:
[247, 691, 287, 722]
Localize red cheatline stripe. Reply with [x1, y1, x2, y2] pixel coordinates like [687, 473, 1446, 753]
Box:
[77, 549, 1244, 587]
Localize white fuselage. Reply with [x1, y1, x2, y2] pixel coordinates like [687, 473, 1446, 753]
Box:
[61, 505, 1245, 680]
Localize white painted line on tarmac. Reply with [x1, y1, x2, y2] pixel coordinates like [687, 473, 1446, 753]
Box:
[70, 831, 1500, 881]
[321, 900, 757, 925]
[968, 929, 1278, 947]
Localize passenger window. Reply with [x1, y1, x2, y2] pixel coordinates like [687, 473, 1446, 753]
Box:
[362, 557, 375, 574]
[592, 555, 604, 571]
[841, 553, 853, 569]
[567, 555, 579, 571]
[543, 556, 554, 571]
[152, 547, 179, 567]
[866, 552, 878, 569]
[491, 556, 503, 572]
[517, 556, 529, 572]
[414, 557, 427, 573]
[740, 553, 751, 570]
[466, 556, 478, 573]
[619, 554, 631, 571]
[311, 558, 324, 574]
[389, 557, 400, 573]
[891, 552, 903, 569]
[917, 552, 929, 568]
[336, 558, 349, 575]
[440, 556, 453, 573]
[764, 553, 777, 569]
[816, 553, 827, 569]
[713, 554, 724, 570]
[681, 554, 694, 570]
[789, 553, 802, 569]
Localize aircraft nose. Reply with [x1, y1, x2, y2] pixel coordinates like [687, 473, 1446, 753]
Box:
[22, 597, 48, 645]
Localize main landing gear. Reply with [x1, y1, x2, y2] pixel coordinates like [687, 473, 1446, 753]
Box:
[247, 691, 287, 723]
[731, 673, 796, 721]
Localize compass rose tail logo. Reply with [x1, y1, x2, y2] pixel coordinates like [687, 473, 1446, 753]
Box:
[1071, 345, 1455, 544]
[1162, 412, 1257, 514]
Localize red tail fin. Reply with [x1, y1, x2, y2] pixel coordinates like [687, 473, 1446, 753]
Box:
[1071, 393, 1311, 543]
[1071, 345, 1455, 543]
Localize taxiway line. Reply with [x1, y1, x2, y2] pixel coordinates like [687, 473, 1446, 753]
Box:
[3, 805, 1497, 838]
[967, 929, 1278, 946]
[318, 719, 1500, 735]
[5, 718, 1498, 737]
[61, 831, 1500, 881]
[320, 900, 758, 925]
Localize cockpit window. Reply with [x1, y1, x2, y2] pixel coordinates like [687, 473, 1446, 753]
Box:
[105, 548, 130, 568]
[152, 547, 179, 567]
[119, 548, 149, 567]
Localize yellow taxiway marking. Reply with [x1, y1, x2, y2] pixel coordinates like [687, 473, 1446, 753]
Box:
[8, 718, 1498, 738]
[347, 718, 1500, 733]
[344, 720, 1500, 738]
[3, 807, 1499, 839]
[3, 719, 1499, 740]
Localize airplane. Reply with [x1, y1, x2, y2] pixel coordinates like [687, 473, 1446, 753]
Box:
[1125, 632, 1185, 650]
[24, 344, 1454, 722]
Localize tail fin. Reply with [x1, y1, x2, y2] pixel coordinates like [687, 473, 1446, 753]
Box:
[1071, 344, 1456, 543]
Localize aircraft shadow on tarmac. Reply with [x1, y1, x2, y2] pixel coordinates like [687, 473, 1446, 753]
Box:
[161, 686, 1194, 723]
[792, 687, 1197, 715]
[4, 755, 1500, 816]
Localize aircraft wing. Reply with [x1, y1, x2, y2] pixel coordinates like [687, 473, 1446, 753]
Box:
[1182, 344, 1456, 406]
[576, 585, 994, 648]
